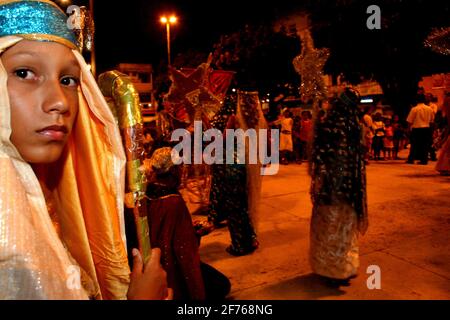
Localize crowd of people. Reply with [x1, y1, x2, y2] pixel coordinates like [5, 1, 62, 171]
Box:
[361, 109, 408, 163]
[267, 91, 450, 176]
[359, 91, 450, 170]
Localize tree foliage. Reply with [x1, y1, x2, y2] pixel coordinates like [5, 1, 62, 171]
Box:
[306, 0, 450, 116]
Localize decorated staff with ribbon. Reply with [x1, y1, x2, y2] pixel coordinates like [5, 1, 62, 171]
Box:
[98, 71, 151, 264]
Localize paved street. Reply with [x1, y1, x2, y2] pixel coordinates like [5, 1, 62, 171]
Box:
[190, 153, 450, 300]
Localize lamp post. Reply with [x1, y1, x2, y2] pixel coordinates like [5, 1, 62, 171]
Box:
[160, 15, 177, 67]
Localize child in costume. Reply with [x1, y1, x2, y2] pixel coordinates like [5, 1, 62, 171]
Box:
[0, 0, 169, 299]
[142, 147, 231, 300]
[145, 147, 206, 300]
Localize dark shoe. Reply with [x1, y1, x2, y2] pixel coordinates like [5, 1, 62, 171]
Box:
[201, 262, 231, 300]
[323, 277, 351, 287]
[226, 240, 259, 256]
[214, 220, 228, 229]
[194, 220, 215, 237]
[406, 160, 414, 164]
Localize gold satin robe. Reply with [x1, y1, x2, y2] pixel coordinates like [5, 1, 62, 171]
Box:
[0, 36, 130, 299]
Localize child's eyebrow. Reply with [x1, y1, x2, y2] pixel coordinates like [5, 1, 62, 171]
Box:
[8, 49, 80, 73]
[65, 59, 79, 69]
[63, 59, 81, 73]
[11, 51, 78, 65]
[11, 50, 37, 58]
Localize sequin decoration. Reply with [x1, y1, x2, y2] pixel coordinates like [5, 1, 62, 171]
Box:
[424, 27, 450, 56]
[71, 6, 95, 52]
[293, 28, 329, 110]
[0, 0, 78, 49]
[148, 147, 180, 175]
[165, 58, 222, 124]
[309, 89, 368, 235]
[0, 158, 88, 299]
[237, 91, 260, 129]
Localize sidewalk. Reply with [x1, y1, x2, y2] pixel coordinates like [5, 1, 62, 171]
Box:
[191, 157, 450, 299]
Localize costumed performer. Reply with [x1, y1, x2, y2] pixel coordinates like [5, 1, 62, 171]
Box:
[309, 88, 368, 286]
[0, 0, 169, 299]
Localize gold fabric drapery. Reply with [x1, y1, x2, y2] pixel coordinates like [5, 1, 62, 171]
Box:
[0, 36, 130, 299]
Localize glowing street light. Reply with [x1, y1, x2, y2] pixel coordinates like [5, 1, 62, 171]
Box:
[160, 15, 177, 66]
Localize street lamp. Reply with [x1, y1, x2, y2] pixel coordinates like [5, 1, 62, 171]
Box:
[160, 15, 177, 66]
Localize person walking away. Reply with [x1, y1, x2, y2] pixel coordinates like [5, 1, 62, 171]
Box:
[406, 94, 435, 165]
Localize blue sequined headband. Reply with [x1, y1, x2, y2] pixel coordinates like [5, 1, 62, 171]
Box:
[0, 0, 78, 50]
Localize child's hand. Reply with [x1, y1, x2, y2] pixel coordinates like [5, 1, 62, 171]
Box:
[127, 248, 173, 300]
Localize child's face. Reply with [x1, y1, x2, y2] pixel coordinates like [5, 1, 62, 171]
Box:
[2, 40, 80, 164]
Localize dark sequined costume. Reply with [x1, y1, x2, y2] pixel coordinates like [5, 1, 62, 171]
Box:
[208, 93, 258, 255]
[309, 89, 368, 280]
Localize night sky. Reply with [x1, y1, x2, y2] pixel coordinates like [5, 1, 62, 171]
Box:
[63, 0, 305, 72]
[58, 0, 449, 103]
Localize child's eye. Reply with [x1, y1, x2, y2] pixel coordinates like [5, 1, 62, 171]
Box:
[60, 76, 79, 87]
[14, 69, 36, 80]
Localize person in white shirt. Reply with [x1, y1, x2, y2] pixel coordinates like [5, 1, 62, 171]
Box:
[272, 109, 294, 165]
[406, 94, 435, 164]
